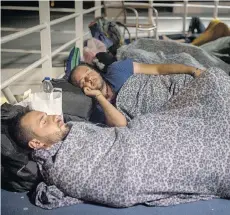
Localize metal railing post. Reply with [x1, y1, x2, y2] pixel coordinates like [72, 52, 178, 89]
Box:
[75, 0, 83, 57]
[183, 0, 188, 35]
[148, 0, 153, 37]
[214, 0, 219, 19]
[1, 56, 49, 90]
[2, 87, 18, 104]
[95, 0, 101, 17]
[39, 1, 52, 78]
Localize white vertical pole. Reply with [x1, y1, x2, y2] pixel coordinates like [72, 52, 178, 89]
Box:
[148, 0, 153, 37]
[39, 1, 52, 78]
[95, 0, 101, 18]
[214, 0, 219, 19]
[183, 0, 188, 34]
[2, 87, 18, 104]
[75, 0, 83, 58]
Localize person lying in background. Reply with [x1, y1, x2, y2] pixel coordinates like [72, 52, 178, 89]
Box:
[70, 60, 205, 127]
[161, 18, 230, 46]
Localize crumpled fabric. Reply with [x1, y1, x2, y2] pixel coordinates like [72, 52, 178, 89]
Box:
[83, 38, 106, 64]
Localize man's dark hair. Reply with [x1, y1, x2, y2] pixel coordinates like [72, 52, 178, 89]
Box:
[10, 108, 34, 149]
[69, 62, 100, 87]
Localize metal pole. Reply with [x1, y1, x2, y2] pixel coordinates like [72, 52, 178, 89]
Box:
[39, 1, 52, 78]
[214, 0, 219, 19]
[1, 5, 77, 13]
[1, 48, 41, 54]
[50, 8, 74, 13]
[94, 0, 101, 17]
[183, 0, 188, 35]
[1, 56, 49, 90]
[1, 6, 39, 11]
[2, 48, 69, 56]
[50, 13, 80, 26]
[1, 23, 46, 44]
[51, 37, 80, 58]
[75, 0, 83, 56]
[124, 2, 184, 7]
[2, 87, 18, 104]
[83, 5, 104, 15]
[152, 6, 158, 40]
[148, 0, 153, 37]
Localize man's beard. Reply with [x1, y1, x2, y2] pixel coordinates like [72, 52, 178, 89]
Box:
[44, 124, 71, 146]
[60, 123, 71, 140]
[99, 79, 106, 91]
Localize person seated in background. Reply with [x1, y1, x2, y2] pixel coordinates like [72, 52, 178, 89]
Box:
[162, 18, 230, 46]
[70, 60, 204, 127]
[160, 17, 206, 43]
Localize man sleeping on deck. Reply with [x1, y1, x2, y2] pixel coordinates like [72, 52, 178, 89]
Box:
[10, 66, 230, 209]
[69, 38, 230, 127]
[70, 61, 205, 126]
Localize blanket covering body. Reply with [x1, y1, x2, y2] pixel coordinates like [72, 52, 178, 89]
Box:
[116, 38, 230, 74]
[115, 39, 230, 120]
[34, 67, 230, 209]
[33, 40, 230, 209]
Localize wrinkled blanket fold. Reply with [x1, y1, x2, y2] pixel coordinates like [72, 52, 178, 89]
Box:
[116, 73, 194, 121]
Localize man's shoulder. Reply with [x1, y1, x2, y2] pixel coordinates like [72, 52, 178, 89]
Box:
[107, 58, 134, 75]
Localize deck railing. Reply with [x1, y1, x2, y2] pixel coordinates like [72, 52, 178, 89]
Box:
[1, 0, 229, 104]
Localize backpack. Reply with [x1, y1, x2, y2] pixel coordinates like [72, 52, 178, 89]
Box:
[1, 103, 41, 192]
[64, 46, 81, 79]
[88, 20, 114, 49]
[89, 17, 131, 56]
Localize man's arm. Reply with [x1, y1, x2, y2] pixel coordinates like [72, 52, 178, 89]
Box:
[133, 62, 205, 77]
[84, 87, 127, 127]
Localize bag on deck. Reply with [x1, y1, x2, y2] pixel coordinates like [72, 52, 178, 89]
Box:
[89, 17, 131, 56]
[64, 46, 81, 79]
[1, 103, 41, 192]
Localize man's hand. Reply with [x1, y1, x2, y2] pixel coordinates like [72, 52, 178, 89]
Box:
[84, 88, 127, 127]
[134, 62, 206, 77]
[193, 68, 206, 77]
[83, 87, 102, 98]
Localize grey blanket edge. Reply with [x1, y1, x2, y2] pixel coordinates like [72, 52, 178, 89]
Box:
[116, 38, 230, 75]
